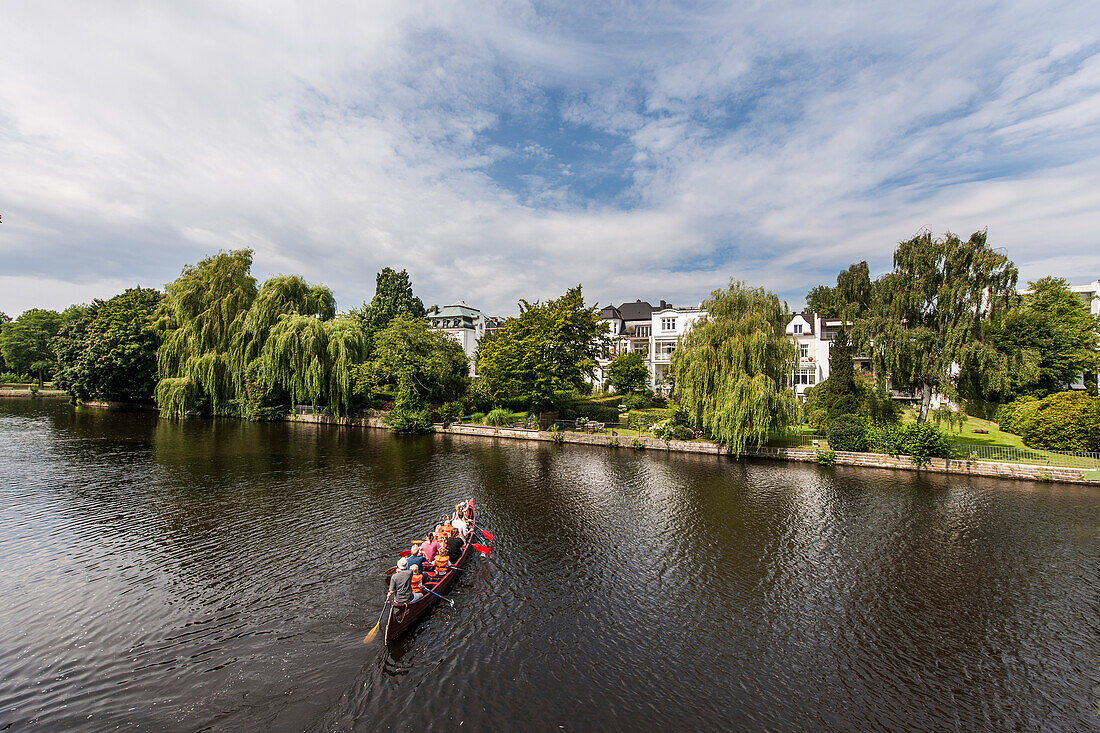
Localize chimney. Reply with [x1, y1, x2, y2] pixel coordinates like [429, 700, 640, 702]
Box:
[660, 300, 669, 309]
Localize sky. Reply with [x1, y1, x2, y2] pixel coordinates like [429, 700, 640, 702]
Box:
[2, 1, 1099, 318]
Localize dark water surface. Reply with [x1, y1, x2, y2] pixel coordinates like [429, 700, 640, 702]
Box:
[0, 399, 1097, 731]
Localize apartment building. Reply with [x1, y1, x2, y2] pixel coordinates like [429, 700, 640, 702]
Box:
[650, 304, 707, 391]
[426, 302, 494, 376]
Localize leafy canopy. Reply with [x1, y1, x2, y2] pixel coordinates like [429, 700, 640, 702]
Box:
[0, 308, 64, 384]
[476, 285, 609, 410]
[53, 287, 163, 402]
[352, 267, 426, 336]
[851, 230, 1022, 422]
[606, 351, 650, 395]
[671, 280, 797, 453]
[358, 312, 469, 404]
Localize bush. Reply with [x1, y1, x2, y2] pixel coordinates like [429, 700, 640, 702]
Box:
[996, 396, 1038, 435]
[815, 449, 836, 466]
[631, 437, 646, 450]
[866, 422, 956, 465]
[549, 424, 565, 443]
[385, 404, 432, 433]
[0, 372, 34, 384]
[469, 411, 486, 424]
[827, 414, 867, 452]
[1021, 391, 1100, 451]
[651, 420, 694, 442]
[622, 392, 653, 411]
[485, 408, 511, 426]
[437, 401, 464, 424]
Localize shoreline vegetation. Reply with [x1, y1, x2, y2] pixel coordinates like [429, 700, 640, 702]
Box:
[2, 232, 1098, 475]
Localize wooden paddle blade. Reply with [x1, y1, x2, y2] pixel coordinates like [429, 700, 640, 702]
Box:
[472, 543, 492, 554]
[479, 529, 494, 541]
[363, 623, 381, 644]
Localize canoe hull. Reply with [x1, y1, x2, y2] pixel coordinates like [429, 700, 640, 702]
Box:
[383, 509, 476, 644]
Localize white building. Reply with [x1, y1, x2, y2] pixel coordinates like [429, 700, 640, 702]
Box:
[650, 304, 708, 392]
[786, 312, 841, 400]
[426, 302, 493, 376]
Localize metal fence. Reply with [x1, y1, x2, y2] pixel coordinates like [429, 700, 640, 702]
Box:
[951, 443, 1100, 469]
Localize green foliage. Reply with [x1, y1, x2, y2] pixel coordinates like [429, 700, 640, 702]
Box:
[383, 387, 432, 434]
[549, 424, 565, 443]
[470, 411, 486, 424]
[0, 372, 34, 383]
[53, 288, 162, 402]
[866, 422, 957, 465]
[351, 267, 426, 337]
[1017, 391, 1100, 452]
[982, 277, 1100, 398]
[607, 437, 620, 448]
[996, 396, 1039, 435]
[671, 280, 797, 453]
[437, 401, 464, 423]
[485, 408, 511, 426]
[476, 286, 610, 410]
[827, 414, 868, 452]
[815, 449, 836, 466]
[805, 262, 873, 320]
[358, 313, 468, 404]
[849, 231, 1021, 423]
[257, 315, 368, 417]
[622, 392, 653, 410]
[606, 351, 650, 395]
[466, 378, 494, 412]
[154, 249, 258, 416]
[931, 405, 967, 434]
[651, 420, 694, 442]
[631, 437, 646, 450]
[0, 308, 64, 385]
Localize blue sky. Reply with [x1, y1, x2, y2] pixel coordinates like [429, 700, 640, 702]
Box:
[2, 1, 1099, 317]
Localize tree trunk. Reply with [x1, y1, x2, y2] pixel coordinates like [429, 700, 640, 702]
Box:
[37, 365, 43, 389]
[917, 382, 932, 423]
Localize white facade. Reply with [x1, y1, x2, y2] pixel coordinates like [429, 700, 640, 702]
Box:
[650, 306, 708, 391]
[426, 302, 490, 377]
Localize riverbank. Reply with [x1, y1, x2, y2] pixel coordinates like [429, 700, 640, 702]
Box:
[283, 411, 1100, 486]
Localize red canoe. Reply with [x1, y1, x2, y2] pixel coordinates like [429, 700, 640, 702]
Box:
[384, 505, 477, 644]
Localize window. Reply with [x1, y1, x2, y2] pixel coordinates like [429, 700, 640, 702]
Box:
[793, 323, 803, 334]
[793, 368, 816, 385]
[799, 344, 809, 358]
[661, 318, 676, 331]
[636, 325, 650, 337]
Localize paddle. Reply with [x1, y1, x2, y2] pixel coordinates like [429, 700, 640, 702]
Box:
[423, 587, 455, 607]
[471, 543, 492, 555]
[479, 529, 494, 542]
[398, 550, 412, 557]
[363, 595, 391, 643]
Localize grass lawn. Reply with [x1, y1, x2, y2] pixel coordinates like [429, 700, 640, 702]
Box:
[900, 409, 1024, 448]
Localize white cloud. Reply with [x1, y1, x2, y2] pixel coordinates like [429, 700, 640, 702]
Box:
[0, 0, 1098, 319]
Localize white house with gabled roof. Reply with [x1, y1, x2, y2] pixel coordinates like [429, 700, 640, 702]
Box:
[426, 302, 494, 376]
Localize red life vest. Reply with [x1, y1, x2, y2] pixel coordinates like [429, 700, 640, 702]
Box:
[411, 573, 422, 594]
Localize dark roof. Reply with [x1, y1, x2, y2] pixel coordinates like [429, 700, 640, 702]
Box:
[792, 312, 815, 335]
[599, 305, 622, 320]
[617, 300, 661, 321]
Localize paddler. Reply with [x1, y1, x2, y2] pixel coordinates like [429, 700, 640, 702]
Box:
[388, 557, 414, 604]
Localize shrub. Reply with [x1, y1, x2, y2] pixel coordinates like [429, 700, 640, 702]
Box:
[437, 401, 464, 424]
[1021, 391, 1100, 452]
[996, 396, 1038, 435]
[815, 449, 836, 466]
[607, 437, 620, 448]
[631, 437, 646, 450]
[866, 422, 956, 465]
[469, 411, 486, 424]
[0, 372, 35, 384]
[827, 414, 867, 452]
[651, 420, 693, 442]
[385, 404, 432, 433]
[549, 424, 565, 443]
[622, 392, 653, 411]
[485, 408, 511, 426]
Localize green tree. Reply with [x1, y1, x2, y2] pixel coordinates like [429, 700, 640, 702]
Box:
[854, 230, 1021, 423]
[606, 351, 650, 395]
[0, 308, 64, 386]
[255, 314, 369, 417]
[357, 313, 468, 404]
[983, 277, 1099, 396]
[671, 280, 798, 453]
[476, 286, 610, 410]
[154, 250, 258, 417]
[53, 287, 163, 402]
[352, 267, 426, 337]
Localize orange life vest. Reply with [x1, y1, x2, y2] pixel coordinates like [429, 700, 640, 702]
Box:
[434, 554, 449, 573]
[411, 573, 422, 594]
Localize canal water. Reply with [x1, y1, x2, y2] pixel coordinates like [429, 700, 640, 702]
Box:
[0, 399, 1096, 731]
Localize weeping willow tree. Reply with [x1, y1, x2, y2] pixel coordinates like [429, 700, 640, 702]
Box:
[671, 280, 797, 454]
[232, 274, 336, 377]
[155, 250, 258, 417]
[256, 315, 369, 417]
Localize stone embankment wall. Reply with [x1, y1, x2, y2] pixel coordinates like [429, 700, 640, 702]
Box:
[82, 404, 1098, 487]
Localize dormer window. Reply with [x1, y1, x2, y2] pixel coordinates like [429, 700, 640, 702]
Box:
[793, 323, 803, 334]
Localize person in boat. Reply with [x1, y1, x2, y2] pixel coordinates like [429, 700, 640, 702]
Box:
[444, 527, 464, 559]
[451, 513, 467, 537]
[463, 500, 474, 521]
[433, 524, 446, 543]
[432, 544, 451, 575]
[406, 543, 426, 572]
[388, 557, 414, 604]
[409, 564, 423, 601]
[451, 503, 464, 522]
[421, 533, 439, 565]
